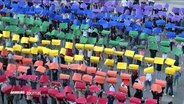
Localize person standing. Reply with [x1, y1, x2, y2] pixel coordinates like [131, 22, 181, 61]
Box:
[145, 73, 152, 90]
[165, 75, 174, 97]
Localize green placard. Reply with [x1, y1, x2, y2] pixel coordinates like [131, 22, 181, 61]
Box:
[160, 46, 170, 53]
[172, 47, 183, 56]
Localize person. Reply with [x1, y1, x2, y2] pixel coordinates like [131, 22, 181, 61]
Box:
[26, 92, 32, 104]
[174, 55, 179, 66]
[148, 0, 155, 5]
[6, 93, 14, 104]
[131, 70, 138, 86]
[134, 89, 143, 99]
[165, 75, 174, 97]
[156, 64, 162, 79]
[145, 73, 152, 90]
[109, 84, 115, 92]
[107, 95, 115, 104]
[152, 91, 160, 104]
[41, 94, 48, 104]
[174, 70, 181, 86]
[149, 49, 157, 58]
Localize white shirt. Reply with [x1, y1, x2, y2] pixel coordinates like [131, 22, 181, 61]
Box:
[8, 53, 13, 59]
[109, 85, 115, 92]
[88, 28, 92, 33]
[121, 0, 128, 7]
[162, 53, 167, 59]
[82, 30, 88, 37]
[53, 57, 58, 63]
[87, 50, 92, 57]
[146, 74, 152, 82]
[79, 50, 83, 55]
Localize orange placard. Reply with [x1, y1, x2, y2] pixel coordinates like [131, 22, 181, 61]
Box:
[133, 83, 144, 90]
[1, 49, 8, 56]
[155, 79, 166, 88]
[7, 64, 16, 72]
[18, 66, 29, 73]
[151, 84, 162, 93]
[94, 76, 105, 84]
[82, 74, 92, 83]
[48, 63, 59, 70]
[139, 76, 146, 82]
[60, 64, 68, 69]
[70, 64, 81, 70]
[120, 73, 131, 80]
[13, 55, 23, 60]
[72, 73, 82, 81]
[87, 67, 97, 74]
[36, 66, 46, 73]
[118, 86, 128, 93]
[107, 77, 117, 84]
[96, 71, 106, 77]
[59, 74, 70, 80]
[34, 60, 43, 67]
[22, 58, 32, 65]
[80, 64, 87, 72]
[107, 71, 117, 77]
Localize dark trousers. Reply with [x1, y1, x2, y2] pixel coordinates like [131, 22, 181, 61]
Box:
[8, 100, 13, 104]
[166, 84, 173, 95]
[27, 100, 32, 104]
[1, 91, 4, 104]
[127, 86, 131, 97]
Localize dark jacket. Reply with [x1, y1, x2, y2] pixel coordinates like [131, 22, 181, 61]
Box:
[134, 90, 143, 99]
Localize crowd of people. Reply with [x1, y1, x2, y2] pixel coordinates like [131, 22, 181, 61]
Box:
[0, 0, 183, 104]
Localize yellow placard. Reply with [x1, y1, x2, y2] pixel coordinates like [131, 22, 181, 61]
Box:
[65, 42, 73, 49]
[64, 56, 73, 63]
[144, 67, 154, 74]
[85, 44, 94, 50]
[52, 39, 61, 46]
[29, 37, 38, 43]
[13, 44, 22, 52]
[165, 58, 175, 66]
[114, 51, 124, 56]
[129, 64, 139, 70]
[74, 55, 84, 61]
[94, 46, 104, 52]
[21, 37, 29, 44]
[104, 59, 114, 66]
[37, 46, 44, 53]
[12, 34, 20, 41]
[125, 50, 135, 57]
[134, 54, 144, 61]
[0, 46, 4, 51]
[3, 31, 10, 38]
[117, 62, 127, 70]
[75, 43, 84, 49]
[49, 50, 59, 56]
[144, 57, 154, 63]
[0, 34, 3, 38]
[154, 57, 165, 65]
[104, 48, 114, 54]
[60, 48, 66, 55]
[31, 47, 38, 55]
[5, 47, 13, 52]
[42, 40, 51, 45]
[165, 67, 175, 75]
[172, 66, 181, 72]
[22, 48, 31, 54]
[42, 47, 50, 54]
[90, 56, 100, 63]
